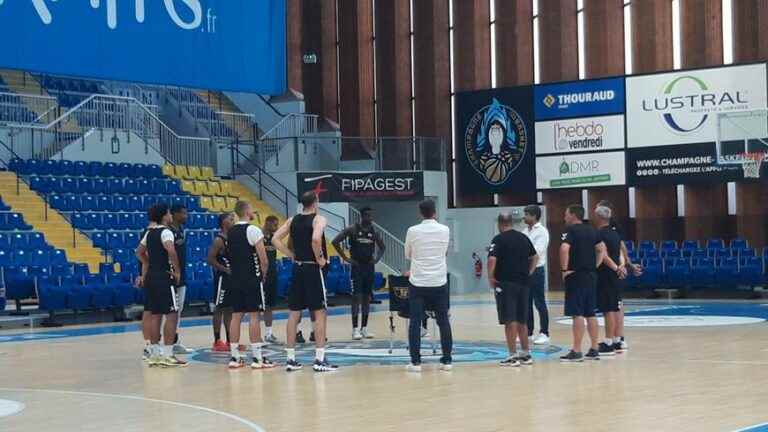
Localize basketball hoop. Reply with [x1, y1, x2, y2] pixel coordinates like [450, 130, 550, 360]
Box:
[741, 152, 765, 179]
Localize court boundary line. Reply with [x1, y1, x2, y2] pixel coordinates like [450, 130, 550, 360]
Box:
[733, 422, 768, 432]
[0, 388, 266, 431]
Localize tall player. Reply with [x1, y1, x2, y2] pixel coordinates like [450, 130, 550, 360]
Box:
[593, 205, 626, 357]
[135, 203, 187, 367]
[332, 207, 386, 340]
[207, 212, 234, 352]
[262, 215, 280, 344]
[168, 204, 193, 355]
[138, 210, 156, 361]
[272, 191, 338, 372]
[227, 201, 275, 370]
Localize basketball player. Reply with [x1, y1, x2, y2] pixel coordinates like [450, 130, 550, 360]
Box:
[138, 212, 156, 361]
[262, 215, 280, 344]
[332, 206, 386, 340]
[135, 203, 187, 367]
[559, 205, 606, 363]
[272, 191, 338, 372]
[207, 212, 234, 352]
[169, 204, 193, 355]
[593, 205, 625, 357]
[488, 213, 538, 367]
[227, 201, 275, 370]
[523, 205, 551, 345]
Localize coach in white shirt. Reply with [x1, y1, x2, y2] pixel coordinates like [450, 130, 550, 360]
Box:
[404, 199, 452, 372]
[523, 205, 551, 345]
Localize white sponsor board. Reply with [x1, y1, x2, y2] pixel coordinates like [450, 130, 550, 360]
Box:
[536, 151, 626, 189]
[535, 115, 625, 155]
[627, 63, 768, 147]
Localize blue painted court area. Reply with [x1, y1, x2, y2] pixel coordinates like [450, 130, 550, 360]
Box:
[735, 424, 768, 432]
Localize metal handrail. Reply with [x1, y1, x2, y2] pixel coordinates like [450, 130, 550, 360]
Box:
[349, 207, 406, 275]
[259, 113, 319, 140]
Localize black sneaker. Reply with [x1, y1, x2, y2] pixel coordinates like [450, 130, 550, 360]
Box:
[560, 350, 584, 363]
[500, 357, 521, 367]
[585, 348, 601, 360]
[286, 359, 303, 372]
[518, 354, 533, 365]
[612, 342, 625, 353]
[295, 331, 306, 344]
[313, 358, 339, 372]
[598, 342, 616, 356]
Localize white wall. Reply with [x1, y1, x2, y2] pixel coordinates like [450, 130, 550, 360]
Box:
[0, 127, 53, 161]
[52, 130, 166, 165]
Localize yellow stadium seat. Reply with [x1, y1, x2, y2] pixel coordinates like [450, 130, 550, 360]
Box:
[187, 166, 202, 180]
[199, 166, 215, 180]
[174, 165, 190, 180]
[212, 196, 228, 211]
[225, 196, 239, 211]
[162, 164, 176, 177]
[207, 181, 222, 196]
[219, 182, 238, 198]
[181, 180, 196, 193]
[194, 181, 210, 195]
[199, 196, 214, 209]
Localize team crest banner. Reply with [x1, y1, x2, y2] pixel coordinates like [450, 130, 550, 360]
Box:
[455, 86, 536, 195]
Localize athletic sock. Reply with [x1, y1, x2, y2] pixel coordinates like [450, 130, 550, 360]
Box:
[251, 344, 263, 362]
[605, 338, 613, 346]
[163, 344, 173, 358]
[265, 326, 273, 337]
[614, 337, 622, 344]
[315, 348, 325, 362]
[214, 330, 221, 342]
[286, 348, 296, 361]
[230, 343, 240, 359]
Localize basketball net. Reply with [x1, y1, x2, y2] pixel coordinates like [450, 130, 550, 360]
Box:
[741, 152, 765, 179]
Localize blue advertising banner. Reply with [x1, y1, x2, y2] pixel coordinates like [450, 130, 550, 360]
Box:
[534, 77, 625, 120]
[455, 86, 536, 195]
[0, 0, 286, 94]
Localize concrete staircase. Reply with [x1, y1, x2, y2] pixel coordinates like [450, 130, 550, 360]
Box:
[194, 90, 257, 141]
[0, 69, 80, 132]
[0, 172, 103, 272]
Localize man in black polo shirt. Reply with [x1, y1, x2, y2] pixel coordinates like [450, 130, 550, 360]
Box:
[559, 205, 606, 363]
[168, 204, 193, 355]
[487, 213, 538, 367]
[594, 205, 625, 357]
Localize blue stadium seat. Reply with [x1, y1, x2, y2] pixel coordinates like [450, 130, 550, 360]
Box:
[29, 249, 50, 267]
[117, 163, 133, 178]
[186, 231, 199, 247]
[133, 163, 147, 178]
[715, 257, 740, 287]
[65, 194, 81, 211]
[91, 232, 107, 248]
[126, 195, 143, 212]
[740, 256, 763, 287]
[38, 281, 68, 313]
[0, 233, 9, 250]
[638, 257, 663, 287]
[199, 230, 213, 246]
[81, 195, 98, 212]
[10, 213, 31, 230]
[8, 158, 27, 174]
[113, 196, 128, 211]
[167, 180, 182, 194]
[150, 179, 168, 194]
[188, 213, 203, 229]
[99, 262, 116, 275]
[28, 232, 46, 249]
[731, 238, 748, 252]
[665, 258, 691, 287]
[10, 233, 29, 250]
[50, 249, 68, 266]
[146, 164, 163, 178]
[101, 213, 117, 230]
[92, 178, 107, 194]
[104, 162, 118, 176]
[87, 161, 103, 177]
[136, 179, 152, 195]
[707, 239, 725, 250]
[73, 263, 90, 279]
[0, 249, 11, 267]
[739, 248, 757, 258]
[638, 240, 657, 252]
[11, 249, 30, 266]
[119, 213, 134, 229]
[94, 195, 110, 212]
[49, 194, 67, 211]
[125, 232, 140, 248]
[51, 264, 72, 278]
[30, 176, 52, 193]
[108, 178, 125, 194]
[60, 177, 76, 193]
[73, 161, 88, 177]
[186, 196, 202, 212]
[190, 246, 205, 262]
[691, 258, 716, 287]
[712, 248, 731, 259]
[692, 249, 709, 260]
[662, 249, 682, 259]
[111, 248, 131, 263]
[107, 232, 125, 250]
[28, 265, 50, 278]
[124, 179, 138, 194]
[0, 214, 9, 231]
[641, 249, 660, 259]
[171, 195, 186, 208]
[60, 160, 74, 176]
[660, 240, 677, 253]
[66, 284, 93, 310]
[27, 159, 43, 175]
[44, 160, 60, 176]
[205, 214, 218, 229]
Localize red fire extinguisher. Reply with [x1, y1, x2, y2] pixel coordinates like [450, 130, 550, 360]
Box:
[472, 252, 482, 279]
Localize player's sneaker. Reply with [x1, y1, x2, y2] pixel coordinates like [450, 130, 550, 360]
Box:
[295, 331, 306, 344]
[560, 350, 584, 363]
[264, 334, 279, 344]
[228, 357, 245, 369]
[612, 342, 625, 353]
[620, 338, 629, 351]
[352, 328, 363, 340]
[585, 348, 601, 361]
[406, 363, 422, 372]
[312, 359, 339, 372]
[212, 340, 229, 352]
[361, 328, 375, 339]
[142, 346, 151, 361]
[598, 342, 616, 356]
[286, 359, 303, 372]
[533, 333, 550, 345]
[500, 357, 521, 367]
[439, 362, 453, 371]
[420, 328, 430, 339]
[147, 352, 162, 367]
[251, 357, 277, 369]
[518, 354, 534, 365]
[173, 343, 194, 355]
[160, 356, 189, 368]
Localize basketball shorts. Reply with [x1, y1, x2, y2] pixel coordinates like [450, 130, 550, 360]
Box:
[351, 264, 375, 296]
[263, 264, 278, 308]
[597, 270, 621, 313]
[494, 281, 529, 325]
[229, 277, 265, 313]
[214, 273, 233, 309]
[288, 262, 327, 312]
[145, 272, 178, 315]
[564, 271, 597, 318]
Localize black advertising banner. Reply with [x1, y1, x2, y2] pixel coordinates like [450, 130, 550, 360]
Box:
[297, 171, 424, 203]
[455, 86, 536, 195]
[626, 143, 743, 186]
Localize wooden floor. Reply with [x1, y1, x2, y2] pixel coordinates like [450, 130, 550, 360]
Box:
[0, 294, 767, 432]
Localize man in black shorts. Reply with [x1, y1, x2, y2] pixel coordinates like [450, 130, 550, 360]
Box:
[272, 191, 338, 373]
[207, 212, 234, 352]
[594, 205, 626, 357]
[559, 205, 606, 363]
[332, 206, 385, 340]
[262, 215, 280, 344]
[487, 213, 538, 367]
[135, 203, 186, 368]
[226, 201, 275, 370]
[168, 204, 193, 355]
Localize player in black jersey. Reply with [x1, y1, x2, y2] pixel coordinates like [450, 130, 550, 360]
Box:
[262, 215, 280, 344]
[226, 200, 275, 370]
[332, 207, 385, 340]
[273, 191, 338, 372]
[207, 212, 235, 352]
[138, 216, 156, 361]
[593, 205, 626, 357]
[135, 203, 186, 368]
[168, 204, 193, 355]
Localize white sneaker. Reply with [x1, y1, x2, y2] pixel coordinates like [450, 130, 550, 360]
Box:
[406, 363, 422, 373]
[439, 363, 453, 371]
[420, 328, 430, 339]
[620, 339, 629, 350]
[173, 343, 194, 355]
[352, 328, 363, 340]
[533, 333, 550, 345]
[361, 328, 375, 339]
